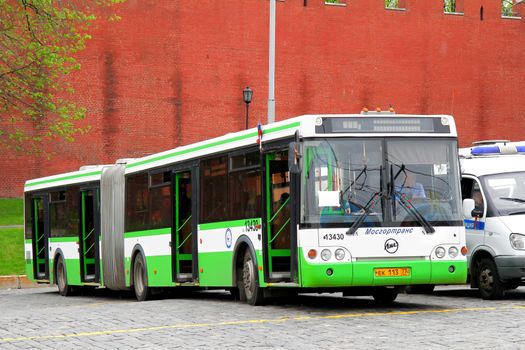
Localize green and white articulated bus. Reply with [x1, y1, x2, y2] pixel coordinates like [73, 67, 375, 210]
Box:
[24, 113, 468, 304]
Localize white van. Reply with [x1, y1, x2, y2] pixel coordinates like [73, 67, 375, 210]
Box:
[460, 141, 525, 299]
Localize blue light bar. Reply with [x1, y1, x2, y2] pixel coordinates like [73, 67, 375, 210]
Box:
[471, 146, 500, 155]
[470, 143, 525, 155]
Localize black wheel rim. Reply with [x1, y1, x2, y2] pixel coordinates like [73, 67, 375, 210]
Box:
[135, 259, 145, 296]
[243, 256, 255, 300]
[57, 261, 65, 292]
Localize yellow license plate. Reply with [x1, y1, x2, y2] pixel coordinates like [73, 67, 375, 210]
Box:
[374, 267, 411, 277]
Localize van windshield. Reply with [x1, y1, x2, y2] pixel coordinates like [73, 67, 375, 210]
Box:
[482, 172, 525, 216]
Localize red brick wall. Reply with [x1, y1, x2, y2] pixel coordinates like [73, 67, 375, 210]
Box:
[2, 0, 525, 197]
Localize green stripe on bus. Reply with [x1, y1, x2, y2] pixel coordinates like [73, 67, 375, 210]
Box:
[126, 121, 301, 169]
[199, 218, 261, 231]
[124, 227, 171, 239]
[24, 121, 300, 187]
[49, 237, 78, 243]
[25, 171, 102, 187]
[199, 251, 234, 286]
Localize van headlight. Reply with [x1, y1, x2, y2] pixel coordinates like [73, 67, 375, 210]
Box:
[510, 233, 525, 250]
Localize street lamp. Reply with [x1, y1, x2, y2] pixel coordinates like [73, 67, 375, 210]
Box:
[243, 87, 253, 129]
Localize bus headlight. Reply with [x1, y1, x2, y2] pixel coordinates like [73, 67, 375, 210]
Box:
[435, 247, 446, 259]
[321, 249, 332, 261]
[335, 249, 345, 260]
[510, 233, 525, 250]
[448, 246, 459, 258]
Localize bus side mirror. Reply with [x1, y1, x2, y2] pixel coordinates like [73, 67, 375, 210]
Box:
[288, 142, 302, 174]
[462, 198, 475, 219]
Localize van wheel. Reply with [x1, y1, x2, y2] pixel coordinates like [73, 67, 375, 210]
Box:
[478, 258, 504, 300]
[56, 256, 73, 296]
[372, 287, 398, 305]
[133, 253, 151, 302]
[240, 250, 264, 305]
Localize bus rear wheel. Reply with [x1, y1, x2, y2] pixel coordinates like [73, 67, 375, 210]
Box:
[133, 253, 151, 302]
[241, 250, 264, 306]
[56, 256, 73, 296]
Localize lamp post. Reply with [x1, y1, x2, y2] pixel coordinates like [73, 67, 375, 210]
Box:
[243, 87, 253, 129]
[268, 0, 275, 124]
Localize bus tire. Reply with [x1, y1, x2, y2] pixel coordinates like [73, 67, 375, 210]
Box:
[133, 253, 151, 302]
[372, 287, 398, 305]
[478, 258, 504, 300]
[241, 250, 264, 306]
[56, 256, 73, 296]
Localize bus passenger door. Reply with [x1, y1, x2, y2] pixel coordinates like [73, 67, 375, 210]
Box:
[264, 150, 296, 282]
[172, 170, 196, 283]
[32, 196, 50, 281]
[80, 189, 101, 283]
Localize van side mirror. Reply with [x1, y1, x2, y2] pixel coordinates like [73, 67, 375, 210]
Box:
[462, 198, 475, 219]
[471, 208, 484, 218]
[288, 142, 303, 174]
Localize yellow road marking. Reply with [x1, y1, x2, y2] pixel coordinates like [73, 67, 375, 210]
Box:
[0, 305, 522, 343]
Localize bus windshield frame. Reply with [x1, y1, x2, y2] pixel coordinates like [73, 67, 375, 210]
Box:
[299, 137, 463, 229]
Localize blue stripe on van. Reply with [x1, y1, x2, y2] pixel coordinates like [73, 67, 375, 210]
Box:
[464, 219, 485, 230]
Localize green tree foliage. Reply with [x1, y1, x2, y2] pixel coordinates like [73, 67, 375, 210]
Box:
[0, 0, 124, 154]
[502, 0, 517, 16]
[385, 0, 399, 9]
[444, 0, 456, 13]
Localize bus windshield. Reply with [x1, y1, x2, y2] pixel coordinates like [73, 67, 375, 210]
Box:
[482, 172, 525, 216]
[300, 138, 462, 228]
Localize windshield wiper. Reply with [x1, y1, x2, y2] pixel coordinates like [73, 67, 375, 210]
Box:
[500, 197, 525, 203]
[346, 191, 382, 236]
[346, 166, 383, 236]
[388, 163, 434, 234]
[392, 189, 435, 234]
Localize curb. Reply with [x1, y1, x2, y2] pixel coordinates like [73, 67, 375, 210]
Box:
[0, 275, 45, 289]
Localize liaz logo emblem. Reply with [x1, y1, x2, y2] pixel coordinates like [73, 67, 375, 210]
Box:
[384, 238, 399, 254]
[225, 228, 233, 248]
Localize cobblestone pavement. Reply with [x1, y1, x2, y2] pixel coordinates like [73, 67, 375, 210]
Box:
[1, 285, 524, 349]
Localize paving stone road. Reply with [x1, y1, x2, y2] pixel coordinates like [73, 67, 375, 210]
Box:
[1, 285, 524, 349]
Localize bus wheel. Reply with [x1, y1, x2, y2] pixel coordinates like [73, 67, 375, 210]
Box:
[241, 250, 264, 306]
[133, 253, 151, 302]
[56, 256, 73, 296]
[372, 287, 398, 305]
[478, 258, 504, 300]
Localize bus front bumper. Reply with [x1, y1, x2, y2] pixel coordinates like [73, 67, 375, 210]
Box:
[299, 257, 467, 288]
